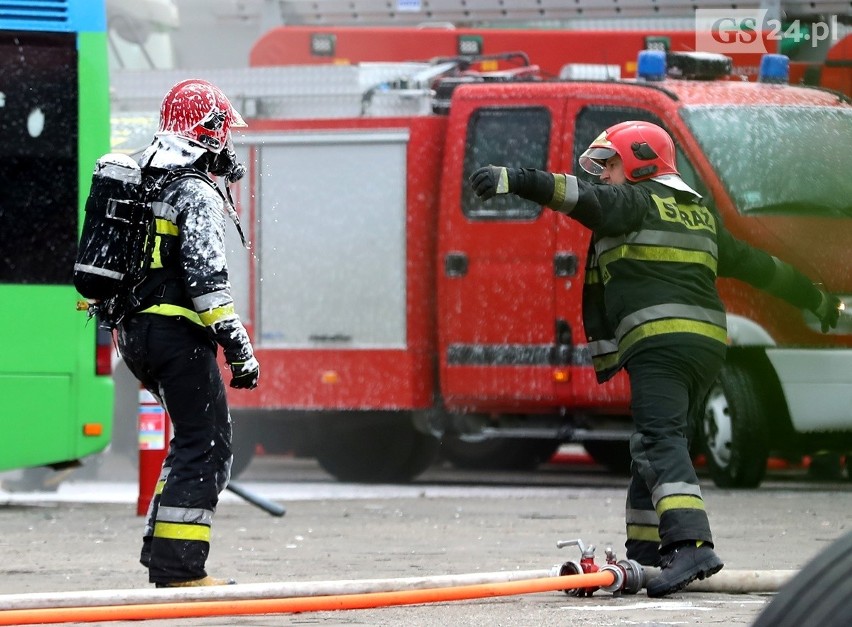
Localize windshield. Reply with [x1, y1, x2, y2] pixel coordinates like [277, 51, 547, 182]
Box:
[681, 105, 852, 218]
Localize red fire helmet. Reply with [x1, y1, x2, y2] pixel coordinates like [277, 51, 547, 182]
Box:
[579, 120, 679, 182]
[157, 79, 247, 154]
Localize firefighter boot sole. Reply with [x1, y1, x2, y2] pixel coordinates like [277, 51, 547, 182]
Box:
[646, 545, 724, 598]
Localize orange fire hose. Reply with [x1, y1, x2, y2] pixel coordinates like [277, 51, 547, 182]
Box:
[0, 571, 615, 625]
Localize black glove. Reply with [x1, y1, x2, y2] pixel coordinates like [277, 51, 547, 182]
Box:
[229, 356, 260, 389]
[813, 290, 842, 333]
[470, 165, 513, 200]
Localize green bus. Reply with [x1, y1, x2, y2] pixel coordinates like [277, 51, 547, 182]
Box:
[0, 0, 113, 472]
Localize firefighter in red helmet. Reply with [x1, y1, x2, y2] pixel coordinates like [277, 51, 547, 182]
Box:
[470, 120, 840, 597]
[117, 79, 259, 587]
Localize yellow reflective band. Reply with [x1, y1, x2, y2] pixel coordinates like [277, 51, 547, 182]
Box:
[153, 522, 211, 543]
[656, 494, 706, 516]
[620, 318, 728, 355]
[198, 304, 236, 327]
[584, 267, 601, 285]
[592, 352, 619, 371]
[626, 524, 661, 543]
[155, 218, 179, 236]
[496, 168, 510, 194]
[599, 244, 718, 277]
[154, 479, 166, 496]
[138, 304, 204, 326]
[151, 235, 163, 269]
[551, 174, 567, 207]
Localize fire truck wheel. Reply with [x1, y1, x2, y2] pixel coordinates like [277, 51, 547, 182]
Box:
[752, 530, 852, 627]
[230, 423, 258, 480]
[440, 437, 559, 471]
[313, 412, 440, 483]
[701, 360, 769, 488]
[581, 440, 632, 475]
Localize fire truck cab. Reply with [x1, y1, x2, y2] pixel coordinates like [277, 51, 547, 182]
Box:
[436, 51, 852, 487]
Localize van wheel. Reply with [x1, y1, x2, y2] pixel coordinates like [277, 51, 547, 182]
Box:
[752, 530, 852, 627]
[701, 361, 769, 488]
[314, 412, 440, 483]
[441, 437, 559, 471]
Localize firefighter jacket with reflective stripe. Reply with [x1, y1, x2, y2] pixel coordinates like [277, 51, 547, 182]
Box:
[136, 172, 254, 365]
[538, 173, 813, 382]
[571, 179, 732, 380]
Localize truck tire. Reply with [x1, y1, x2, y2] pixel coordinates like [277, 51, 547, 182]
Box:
[440, 437, 559, 471]
[314, 412, 440, 483]
[700, 361, 769, 488]
[230, 425, 257, 480]
[752, 531, 852, 627]
[581, 440, 632, 475]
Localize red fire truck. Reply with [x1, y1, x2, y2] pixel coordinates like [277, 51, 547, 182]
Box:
[250, 25, 768, 80]
[112, 48, 852, 487]
[249, 25, 851, 96]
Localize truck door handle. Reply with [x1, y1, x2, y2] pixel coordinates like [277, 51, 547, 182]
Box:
[554, 252, 578, 277]
[444, 252, 468, 277]
[555, 318, 572, 345]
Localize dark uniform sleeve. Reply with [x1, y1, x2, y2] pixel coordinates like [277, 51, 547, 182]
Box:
[176, 179, 255, 364]
[507, 168, 646, 235]
[504, 167, 825, 312]
[716, 215, 822, 311]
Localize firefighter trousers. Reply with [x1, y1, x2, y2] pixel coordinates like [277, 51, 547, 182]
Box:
[117, 314, 232, 584]
[622, 340, 726, 565]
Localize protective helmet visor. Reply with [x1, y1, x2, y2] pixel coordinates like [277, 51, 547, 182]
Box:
[579, 146, 617, 176]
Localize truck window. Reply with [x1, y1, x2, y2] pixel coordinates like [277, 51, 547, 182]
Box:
[573, 106, 665, 181]
[682, 105, 852, 218]
[462, 107, 550, 220]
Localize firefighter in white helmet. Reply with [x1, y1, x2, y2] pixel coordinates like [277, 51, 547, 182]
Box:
[470, 120, 840, 597]
[117, 79, 259, 588]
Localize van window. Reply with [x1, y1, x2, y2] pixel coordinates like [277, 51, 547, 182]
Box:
[462, 107, 550, 220]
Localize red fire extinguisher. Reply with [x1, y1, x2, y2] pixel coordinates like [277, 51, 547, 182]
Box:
[136, 387, 171, 516]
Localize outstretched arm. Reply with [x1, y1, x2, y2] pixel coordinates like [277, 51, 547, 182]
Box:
[469, 166, 646, 236]
[716, 226, 841, 333]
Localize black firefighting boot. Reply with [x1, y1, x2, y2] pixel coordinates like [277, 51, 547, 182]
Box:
[625, 540, 662, 567]
[645, 542, 723, 598]
[155, 576, 237, 588]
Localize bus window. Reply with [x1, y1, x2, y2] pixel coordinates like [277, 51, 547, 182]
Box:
[0, 1, 113, 472]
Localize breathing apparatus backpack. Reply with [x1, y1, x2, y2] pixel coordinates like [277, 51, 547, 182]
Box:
[73, 153, 199, 328]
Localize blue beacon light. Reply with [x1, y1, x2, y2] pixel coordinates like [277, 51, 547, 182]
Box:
[637, 49, 667, 81]
[758, 54, 790, 84]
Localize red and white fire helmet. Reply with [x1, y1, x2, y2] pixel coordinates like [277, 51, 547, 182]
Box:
[157, 79, 247, 153]
[579, 120, 678, 182]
